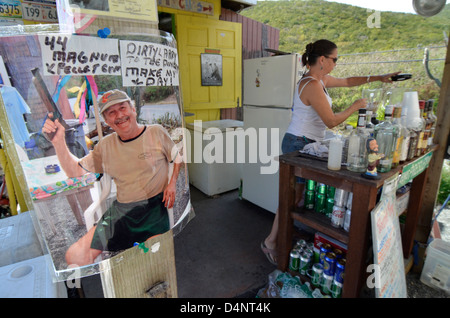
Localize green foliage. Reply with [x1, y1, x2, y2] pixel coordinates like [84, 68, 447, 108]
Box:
[241, 0, 448, 119]
[438, 160, 450, 205]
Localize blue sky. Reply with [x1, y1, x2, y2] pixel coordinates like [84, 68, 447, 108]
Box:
[324, 0, 449, 14]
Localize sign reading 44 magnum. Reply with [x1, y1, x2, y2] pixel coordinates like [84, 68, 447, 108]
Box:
[120, 40, 179, 87]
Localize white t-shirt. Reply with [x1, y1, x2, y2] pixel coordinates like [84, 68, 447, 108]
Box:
[286, 76, 332, 141]
[79, 125, 178, 203]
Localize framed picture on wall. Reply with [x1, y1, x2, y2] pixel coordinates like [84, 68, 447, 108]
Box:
[201, 53, 222, 86]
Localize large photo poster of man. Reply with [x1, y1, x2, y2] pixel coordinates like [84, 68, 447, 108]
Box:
[0, 31, 192, 280]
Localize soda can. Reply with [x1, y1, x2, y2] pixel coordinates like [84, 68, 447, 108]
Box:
[321, 273, 334, 295]
[333, 248, 344, 260]
[346, 192, 353, 210]
[306, 179, 316, 191]
[315, 193, 326, 213]
[334, 258, 346, 284]
[299, 252, 311, 275]
[319, 243, 332, 265]
[317, 183, 327, 195]
[331, 278, 343, 298]
[309, 263, 323, 287]
[326, 185, 335, 199]
[343, 208, 351, 232]
[331, 205, 345, 228]
[334, 188, 348, 207]
[304, 190, 315, 210]
[323, 252, 336, 276]
[325, 198, 334, 218]
[289, 250, 300, 271]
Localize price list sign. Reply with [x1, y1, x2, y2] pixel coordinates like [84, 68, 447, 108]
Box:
[371, 173, 407, 298]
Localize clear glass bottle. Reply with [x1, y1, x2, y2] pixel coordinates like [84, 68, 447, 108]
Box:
[427, 99, 436, 150]
[391, 106, 404, 168]
[415, 101, 426, 157]
[365, 110, 375, 137]
[374, 105, 398, 173]
[399, 115, 411, 163]
[347, 109, 369, 172]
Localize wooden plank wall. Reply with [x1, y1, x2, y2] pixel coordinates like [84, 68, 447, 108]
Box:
[220, 8, 280, 120]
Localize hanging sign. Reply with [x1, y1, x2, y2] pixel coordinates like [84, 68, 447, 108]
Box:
[38, 34, 120, 76]
[397, 151, 433, 188]
[120, 40, 179, 87]
[157, 0, 213, 16]
[370, 172, 407, 298]
[68, 0, 158, 22]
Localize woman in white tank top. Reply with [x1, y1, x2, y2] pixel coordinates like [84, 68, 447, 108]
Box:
[261, 39, 400, 265]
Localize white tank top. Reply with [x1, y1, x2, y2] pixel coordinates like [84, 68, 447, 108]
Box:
[286, 76, 332, 141]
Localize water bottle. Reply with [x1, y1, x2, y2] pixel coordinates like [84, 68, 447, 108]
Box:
[328, 135, 343, 171]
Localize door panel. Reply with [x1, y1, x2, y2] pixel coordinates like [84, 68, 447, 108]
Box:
[176, 14, 242, 121]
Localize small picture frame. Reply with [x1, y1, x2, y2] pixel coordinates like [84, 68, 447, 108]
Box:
[201, 53, 222, 86]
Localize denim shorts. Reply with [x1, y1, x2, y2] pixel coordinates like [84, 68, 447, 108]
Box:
[281, 133, 315, 184]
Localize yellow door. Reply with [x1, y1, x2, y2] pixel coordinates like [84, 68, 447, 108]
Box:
[176, 14, 242, 122]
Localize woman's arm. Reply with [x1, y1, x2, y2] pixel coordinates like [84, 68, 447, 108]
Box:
[303, 80, 366, 129]
[324, 72, 400, 88]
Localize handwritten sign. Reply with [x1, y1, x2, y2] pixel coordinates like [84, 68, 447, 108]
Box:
[120, 40, 179, 87]
[68, 0, 158, 22]
[157, 0, 214, 16]
[371, 173, 407, 298]
[39, 34, 120, 76]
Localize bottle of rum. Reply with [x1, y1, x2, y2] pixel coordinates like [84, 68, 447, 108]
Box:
[374, 105, 398, 172]
[415, 101, 426, 157]
[347, 109, 369, 172]
[391, 106, 404, 168]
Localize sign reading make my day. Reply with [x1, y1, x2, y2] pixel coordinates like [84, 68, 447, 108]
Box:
[120, 40, 179, 87]
[38, 34, 179, 87]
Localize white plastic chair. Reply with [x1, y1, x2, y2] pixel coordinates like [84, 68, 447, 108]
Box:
[84, 162, 175, 231]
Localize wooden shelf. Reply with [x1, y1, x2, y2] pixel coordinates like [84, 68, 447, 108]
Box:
[291, 208, 349, 244]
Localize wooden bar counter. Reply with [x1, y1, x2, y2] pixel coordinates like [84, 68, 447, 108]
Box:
[276, 149, 434, 298]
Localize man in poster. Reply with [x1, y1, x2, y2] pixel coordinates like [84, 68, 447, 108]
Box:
[42, 89, 182, 266]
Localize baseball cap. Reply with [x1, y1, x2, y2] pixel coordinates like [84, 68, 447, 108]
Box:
[98, 89, 132, 114]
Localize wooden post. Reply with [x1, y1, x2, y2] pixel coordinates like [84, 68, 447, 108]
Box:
[415, 40, 450, 244]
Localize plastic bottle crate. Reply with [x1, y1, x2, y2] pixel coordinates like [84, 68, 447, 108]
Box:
[420, 239, 450, 294]
[0, 212, 43, 267]
[0, 255, 67, 298]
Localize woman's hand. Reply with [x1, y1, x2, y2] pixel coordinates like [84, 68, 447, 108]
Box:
[351, 98, 367, 111]
[379, 72, 401, 83]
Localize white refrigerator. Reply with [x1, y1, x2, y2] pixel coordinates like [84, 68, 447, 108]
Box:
[242, 53, 302, 213]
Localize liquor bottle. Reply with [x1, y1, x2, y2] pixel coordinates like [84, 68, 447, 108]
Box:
[391, 106, 404, 168]
[421, 101, 432, 155]
[399, 115, 411, 163]
[365, 110, 375, 137]
[374, 105, 398, 173]
[415, 101, 426, 157]
[426, 99, 436, 150]
[347, 109, 369, 172]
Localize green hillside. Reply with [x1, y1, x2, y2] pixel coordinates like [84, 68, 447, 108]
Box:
[241, 0, 449, 123]
[240, 0, 450, 53]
